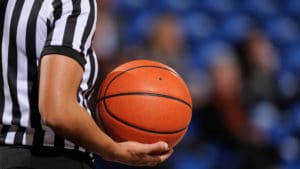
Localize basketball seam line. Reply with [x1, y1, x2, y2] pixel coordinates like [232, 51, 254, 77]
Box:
[101, 103, 189, 134]
[97, 92, 192, 109]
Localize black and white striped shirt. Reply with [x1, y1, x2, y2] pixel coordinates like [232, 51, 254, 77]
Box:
[0, 0, 99, 151]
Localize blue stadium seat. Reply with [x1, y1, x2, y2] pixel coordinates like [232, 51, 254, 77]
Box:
[282, 45, 300, 74]
[241, 0, 279, 19]
[264, 16, 300, 47]
[114, 0, 150, 13]
[285, 0, 300, 18]
[193, 40, 234, 69]
[153, 0, 193, 12]
[218, 13, 256, 42]
[195, 0, 239, 16]
[277, 71, 299, 100]
[279, 136, 300, 164]
[250, 102, 281, 142]
[121, 12, 156, 44]
[288, 104, 300, 132]
[183, 13, 217, 45]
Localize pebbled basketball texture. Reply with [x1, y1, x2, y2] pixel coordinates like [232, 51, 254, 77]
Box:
[96, 59, 192, 148]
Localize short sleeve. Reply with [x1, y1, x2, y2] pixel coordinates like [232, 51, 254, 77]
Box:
[41, 0, 97, 69]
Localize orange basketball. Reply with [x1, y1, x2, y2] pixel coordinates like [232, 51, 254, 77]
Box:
[96, 59, 192, 148]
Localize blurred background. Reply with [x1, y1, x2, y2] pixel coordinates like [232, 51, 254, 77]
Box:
[94, 0, 300, 169]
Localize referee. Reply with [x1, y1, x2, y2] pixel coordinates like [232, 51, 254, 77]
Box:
[0, 0, 173, 169]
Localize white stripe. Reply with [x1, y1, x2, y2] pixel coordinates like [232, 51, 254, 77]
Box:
[86, 108, 92, 116]
[78, 146, 85, 152]
[83, 0, 97, 55]
[1, 0, 17, 125]
[50, 0, 73, 46]
[81, 55, 90, 91]
[22, 129, 34, 145]
[64, 139, 75, 149]
[78, 92, 84, 105]
[72, 0, 89, 52]
[92, 50, 99, 86]
[80, 55, 91, 113]
[35, 1, 50, 62]
[43, 129, 55, 147]
[17, 0, 35, 128]
[87, 51, 98, 102]
[5, 131, 16, 144]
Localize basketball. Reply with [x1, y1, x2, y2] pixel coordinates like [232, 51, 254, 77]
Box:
[96, 59, 192, 148]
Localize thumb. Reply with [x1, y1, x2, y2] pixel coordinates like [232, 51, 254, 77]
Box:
[142, 141, 169, 155]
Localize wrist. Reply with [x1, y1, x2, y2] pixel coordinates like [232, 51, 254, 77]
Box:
[99, 140, 120, 162]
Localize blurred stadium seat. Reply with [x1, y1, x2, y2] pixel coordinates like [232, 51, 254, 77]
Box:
[97, 0, 300, 168]
[281, 45, 300, 74]
[121, 12, 157, 44]
[194, 0, 238, 16]
[183, 13, 217, 46]
[193, 40, 234, 69]
[264, 16, 300, 47]
[114, 0, 150, 13]
[154, 0, 193, 12]
[240, 0, 279, 19]
[285, 0, 300, 18]
[218, 13, 256, 42]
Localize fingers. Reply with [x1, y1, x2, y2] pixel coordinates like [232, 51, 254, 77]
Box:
[159, 148, 173, 161]
[139, 141, 170, 155]
[137, 148, 174, 167]
[115, 141, 173, 167]
[152, 148, 173, 165]
[137, 142, 173, 167]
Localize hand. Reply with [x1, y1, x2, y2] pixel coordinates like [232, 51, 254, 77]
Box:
[105, 141, 173, 167]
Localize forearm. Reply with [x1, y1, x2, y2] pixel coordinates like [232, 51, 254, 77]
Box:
[38, 55, 118, 159]
[42, 100, 118, 159]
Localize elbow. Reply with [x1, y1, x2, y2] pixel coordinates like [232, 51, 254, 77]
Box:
[39, 101, 66, 130]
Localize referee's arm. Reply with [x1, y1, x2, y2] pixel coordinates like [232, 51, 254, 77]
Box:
[37, 0, 172, 165]
[38, 54, 172, 166]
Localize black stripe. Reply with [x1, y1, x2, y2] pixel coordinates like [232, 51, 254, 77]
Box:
[63, 0, 81, 47]
[27, 0, 43, 137]
[9, 1, 26, 144]
[79, 0, 95, 52]
[75, 145, 79, 151]
[7, 0, 25, 125]
[46, 0, 62, 46]
[83, 49, 96, 106]
[0, 0, 4, 8]
[0, 0, 8, 123]
[99, 92, 192, 109]
[81, 50, 97, 119]
[88, 50, 96, 95]
[77, 88, 82, 103]
[54, 134, 64, 150]
[32, 130, 45, 150]
[41, 46, 86, 68]
[0, 125, 9, 143]
[14, 126, 26, 145]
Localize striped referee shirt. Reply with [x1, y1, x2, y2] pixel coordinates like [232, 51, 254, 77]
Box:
[0, 0, 99, 151]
